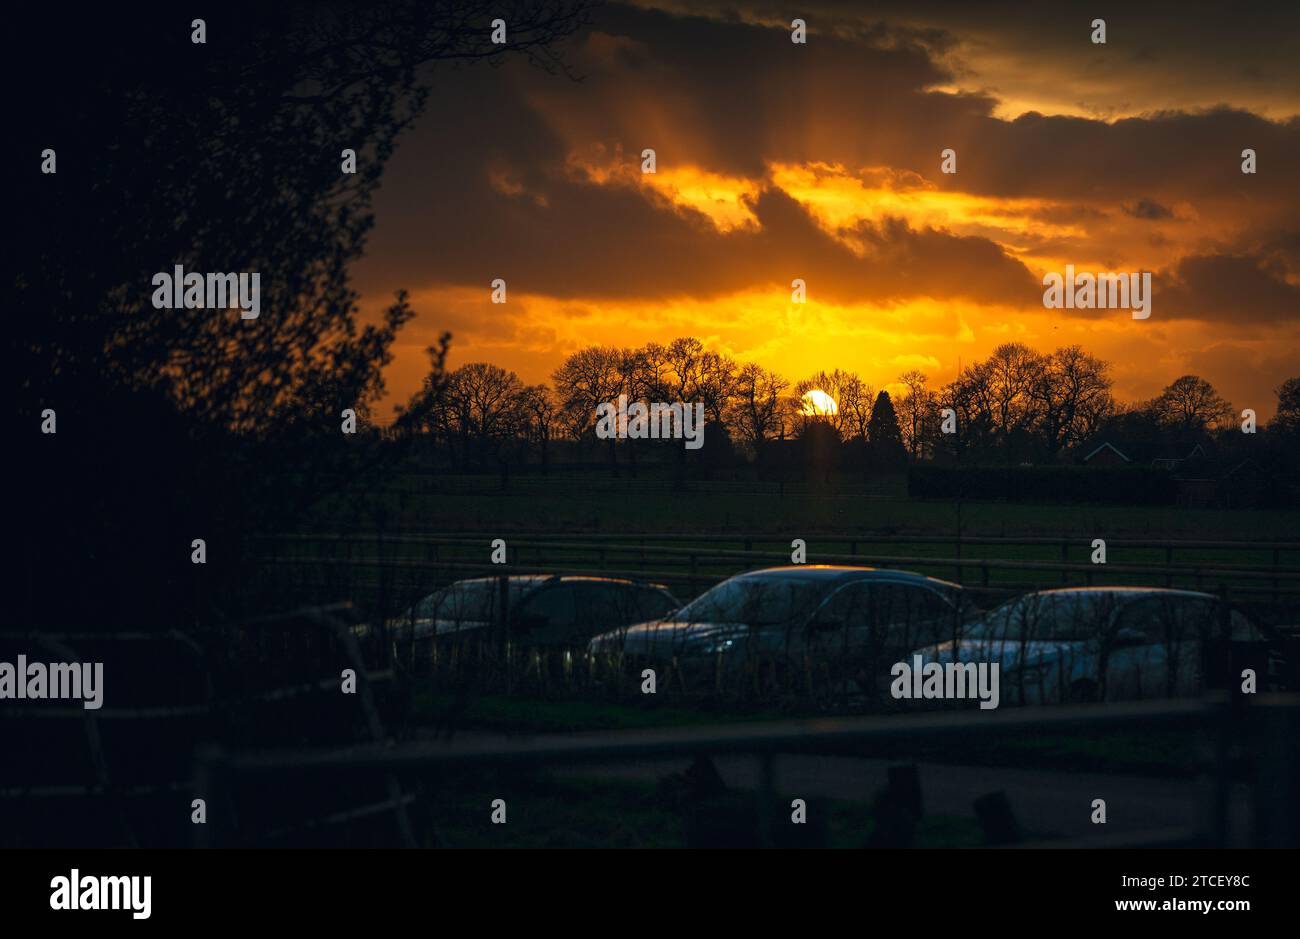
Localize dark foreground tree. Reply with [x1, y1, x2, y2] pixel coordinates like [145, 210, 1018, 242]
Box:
[8, 2, 589, 630]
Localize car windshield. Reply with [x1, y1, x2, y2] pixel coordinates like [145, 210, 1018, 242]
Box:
[672, 577, 829, 627]
[634, 587, 679, 621]
[964, 592, 1250, 643]
[967, 593, 1123, 641]
[403, 578, 546, 623]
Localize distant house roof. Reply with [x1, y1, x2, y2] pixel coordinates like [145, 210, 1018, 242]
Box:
[1152, 442, 1219, 471]
[1173, 457, 1260, 482]
[1081, 441, 1131, 463]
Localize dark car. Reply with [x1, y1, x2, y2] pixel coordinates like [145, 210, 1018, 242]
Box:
[384, 575, 680, 657]
[912, 587, 1284, 704]
[588, 565, 977, 693]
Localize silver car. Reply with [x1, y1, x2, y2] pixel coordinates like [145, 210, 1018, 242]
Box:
[912, 587, 1275, 704]
[589, 565, 976, 692]
[388, 574, 679, 650]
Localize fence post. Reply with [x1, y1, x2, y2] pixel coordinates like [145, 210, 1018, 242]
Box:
[500, 574, 511, 698]
[954, 523, 962, 584]
[1273, 547, 1281, 604]
[1253, 695, 1300, 848]
[757, 751, 776, 848]
[192, 745, 227, 849]
[1208, 587, 1239, 848]
[318, 608, 419, 849]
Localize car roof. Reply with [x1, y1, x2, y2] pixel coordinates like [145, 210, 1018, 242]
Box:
[994, 587, 1223, 621]
[1018, 586, 1217, 601]
[451, 575, 670, 591]
[731, 565, 962, 591]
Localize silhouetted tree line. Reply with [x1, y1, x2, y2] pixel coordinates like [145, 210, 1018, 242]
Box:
[414, 339, 1300, 489]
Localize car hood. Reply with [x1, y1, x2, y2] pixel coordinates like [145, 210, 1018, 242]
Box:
[589, 619, 751, 655]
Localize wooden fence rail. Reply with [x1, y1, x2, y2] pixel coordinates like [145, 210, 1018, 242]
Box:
[194, 693, 1300, 849]
[253, 545, 1300, 598]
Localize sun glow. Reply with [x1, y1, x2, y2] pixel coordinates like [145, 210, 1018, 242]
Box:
[767, 162, 1087, 253]
[800, 389, 839, 416]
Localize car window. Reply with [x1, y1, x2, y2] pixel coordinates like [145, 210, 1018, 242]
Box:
[407, 591, 442, 620]
[634, 586, 678, 621]
[571, 583, 643, 627]
[1111, 597, 1167, 641]
[419, 578, 551, 622]
[674, 578, 829, 627]
[813, 582, 956, 632]
[516, 583, 578, 629]
[815, 582, 871, 624]
[971, 596, 1033, 639]
[899, 585, 959, 625]
[1112, 596, 1216, 643]
[873, 583, 959, 646]
[978, 594, 1111, 641]
[872, 584, 911, 628]
[434, 580, 498, 623]
[1230, 610, 1266, 641]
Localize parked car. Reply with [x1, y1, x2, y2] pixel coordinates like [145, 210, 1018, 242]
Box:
[910, 586, 1284, 704]
[380, 575, 680, 656]
[1275, 623, 1300, 691]
[588, 565, 977, 693]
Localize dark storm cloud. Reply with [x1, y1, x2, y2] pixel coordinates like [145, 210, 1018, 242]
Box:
[1159, 253, 1300, 324]
[355, 1, 1300, 317]
[945, 107, 1300, 208]
[361, 116, 1039, 306]
[353, 11, 1039, 307]
[645, 0, 1300, 115]
[552, 2, 977, 179]
[592, 6, 1300, 208]
[564, 7, 1300, 212]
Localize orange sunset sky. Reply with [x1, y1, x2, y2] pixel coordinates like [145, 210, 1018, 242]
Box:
[351, 1, 1300, 418]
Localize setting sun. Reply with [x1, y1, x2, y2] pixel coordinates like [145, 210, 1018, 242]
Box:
[800, 389, 839, 417]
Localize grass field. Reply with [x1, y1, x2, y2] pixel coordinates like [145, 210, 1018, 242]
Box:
[324, 471, 1300, 539]
[257, 472, 1300, 623]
